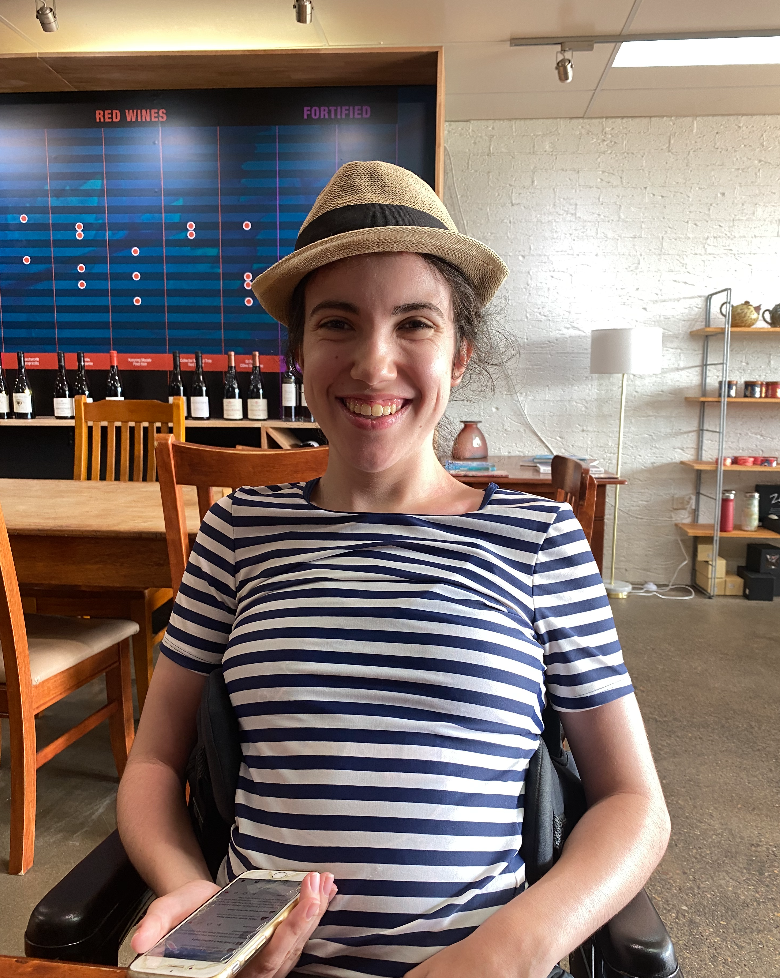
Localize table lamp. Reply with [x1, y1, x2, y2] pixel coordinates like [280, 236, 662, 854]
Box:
[590, 326, 663, 597]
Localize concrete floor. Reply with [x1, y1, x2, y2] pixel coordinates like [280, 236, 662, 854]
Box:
[0, 596, 778, 975]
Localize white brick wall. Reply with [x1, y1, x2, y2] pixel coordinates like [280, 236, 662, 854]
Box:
[444, 116, 780, 585]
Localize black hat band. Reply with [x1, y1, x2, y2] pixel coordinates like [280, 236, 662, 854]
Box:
[295, 203, 448, 250]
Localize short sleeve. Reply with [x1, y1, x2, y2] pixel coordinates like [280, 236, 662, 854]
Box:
[532, 504, 633, 711]
[160, 495, 237, 675]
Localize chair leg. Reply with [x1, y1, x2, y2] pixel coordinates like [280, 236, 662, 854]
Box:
[129, 595, 154, 714]
[105, 640, 135, 777]
[8, 704, 37, 875]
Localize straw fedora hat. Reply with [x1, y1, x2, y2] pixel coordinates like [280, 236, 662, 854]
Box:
[251, 160, 508, 325]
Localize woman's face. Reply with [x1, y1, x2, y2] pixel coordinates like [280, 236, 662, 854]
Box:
[300, 252, 468, 475]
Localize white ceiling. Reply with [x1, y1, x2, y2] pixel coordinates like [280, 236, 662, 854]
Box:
[1, 0, 779, 117]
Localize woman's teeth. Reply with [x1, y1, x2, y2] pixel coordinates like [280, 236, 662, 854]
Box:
[345, 400, 399, 417]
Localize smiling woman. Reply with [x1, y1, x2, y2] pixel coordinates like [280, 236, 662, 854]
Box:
[117, 161, 671, 978]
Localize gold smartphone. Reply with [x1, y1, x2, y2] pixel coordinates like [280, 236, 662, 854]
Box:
[128, 870, 308, 978]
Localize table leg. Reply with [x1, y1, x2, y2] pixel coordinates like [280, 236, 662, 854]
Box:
[592, 485, 607, 576]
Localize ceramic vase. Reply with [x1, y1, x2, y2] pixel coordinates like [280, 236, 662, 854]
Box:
[452, 421, 488, 459]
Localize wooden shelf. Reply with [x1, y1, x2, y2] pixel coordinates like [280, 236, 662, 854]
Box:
[676, 523, 780, 539]
[685, 396, 780, 404]
[689, 326, 780, 336]
[680, 460, 779, 471]
[0, 418, 319, 428]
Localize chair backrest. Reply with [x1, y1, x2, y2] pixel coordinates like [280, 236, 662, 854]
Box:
[154, 436, 329, 594]
[74, 397, 186, 482]
[551, 455, 597, 545]
[0, 498, 34, 749]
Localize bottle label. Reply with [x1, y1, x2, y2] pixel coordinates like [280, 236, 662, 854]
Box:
[13, 392, 31, 413]
[54, 397, 75, 418]
[300, 386, 307, 408]
[169, 395, 189, 414]
[105, 396, 124, 401]
[282, 384, 297, 407]
[223, 399, 243, 420]
[248, 398, 268, 420]
[190, 395, 209, 419]
[0, 393, 8, 414]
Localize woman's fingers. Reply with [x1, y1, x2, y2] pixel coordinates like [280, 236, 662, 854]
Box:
[244, 872, 337, 978]
[131, 880, 221, 954]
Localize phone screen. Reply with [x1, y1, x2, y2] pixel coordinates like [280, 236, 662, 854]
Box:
[147, 878, 301, 963]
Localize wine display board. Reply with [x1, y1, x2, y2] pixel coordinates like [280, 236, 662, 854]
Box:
[0, 85, 436, 365]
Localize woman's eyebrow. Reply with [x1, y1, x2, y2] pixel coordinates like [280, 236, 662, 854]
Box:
[392, 302, 444, 316]
[308, 300, 360, 316]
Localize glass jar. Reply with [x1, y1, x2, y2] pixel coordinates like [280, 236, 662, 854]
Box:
[741, 491, 760, 532]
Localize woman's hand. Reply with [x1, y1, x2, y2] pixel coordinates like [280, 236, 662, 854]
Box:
[131, 872, 337, 978]
[132, 878, 222, 954]
[243, 872, 337, 978]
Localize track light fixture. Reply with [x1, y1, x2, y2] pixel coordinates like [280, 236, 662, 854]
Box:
[556, 45, 573, 83]
[35, 0, 58, 31]
[293, 0, 312, 24]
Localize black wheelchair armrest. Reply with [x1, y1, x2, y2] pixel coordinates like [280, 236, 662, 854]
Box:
[594, 888, 681, 978]
[24, 829, 152, 965]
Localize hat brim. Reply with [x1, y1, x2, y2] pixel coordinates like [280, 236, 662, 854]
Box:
[251, 226, 508, 326]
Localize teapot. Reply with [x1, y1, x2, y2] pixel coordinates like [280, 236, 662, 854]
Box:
[762, 303, 780, 328]
[720, 300, 761, 328]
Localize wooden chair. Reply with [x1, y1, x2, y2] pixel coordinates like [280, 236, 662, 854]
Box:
[74, 396, 185, 481]
[25, 398, 185, 713]
[0, 499, 137, 874]
[155, 437, 329, 594]
[551, 455, 597, 545]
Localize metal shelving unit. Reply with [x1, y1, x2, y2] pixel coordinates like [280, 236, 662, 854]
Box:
[678, 288, 780, 597]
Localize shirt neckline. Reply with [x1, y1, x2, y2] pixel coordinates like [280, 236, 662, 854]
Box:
[301, 479, 498, 516]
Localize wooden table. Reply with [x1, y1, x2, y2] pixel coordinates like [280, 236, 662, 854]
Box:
[0, 957, 121, 978]
[451, 456, 626, 574]
[0, 479, 201, 590]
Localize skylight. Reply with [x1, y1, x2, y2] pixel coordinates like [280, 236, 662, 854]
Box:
[613, 36, 780, 67]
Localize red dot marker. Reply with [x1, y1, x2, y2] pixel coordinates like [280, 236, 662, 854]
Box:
[22, 256, 31, 265]
[78, 280, 86, 289]
[75, 223, 83, 231]
[134, 297, 142, 305]
[187, 222, 195, 230]
[76, 231, 84, 239]
[77, 263, 86, 273]
[132, 272, 140, 281]
[187, 230, 195, 239]
[131, 247, 140, 256]
[244, 281, 252, 289]
[243, 221, 251, 230]
[245, 297, 253, 306]
[20, 214, 28, 223]
[244, 272, 252, 281]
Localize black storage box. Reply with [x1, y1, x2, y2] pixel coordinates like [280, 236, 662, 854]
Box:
[741, 569, 775, 601]
[745, 543, 780, 574]
[754, 484, 780, 521]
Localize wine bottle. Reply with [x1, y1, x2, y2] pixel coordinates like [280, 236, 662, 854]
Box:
[105, 350, 123, 401]
[281, 363, 298, 421]
[222, 350, 243, 420]
[73, 351, 92, 403]
[247, 351, 268, 420]
[168, 350, 188, 416]
[13, 351, 34, 419]
[53, 351, 74, 419]
[0, 363, 8, 419]
[297, 368, 312, 422]
[190, 351, 209, 419]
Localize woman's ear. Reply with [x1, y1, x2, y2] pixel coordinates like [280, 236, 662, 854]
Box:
[451, 340, 473, 388]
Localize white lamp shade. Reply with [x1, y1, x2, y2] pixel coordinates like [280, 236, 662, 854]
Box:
[590, 326, 663, 375]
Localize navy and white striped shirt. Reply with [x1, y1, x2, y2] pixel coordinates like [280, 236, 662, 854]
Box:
[161, 482, 632, 978]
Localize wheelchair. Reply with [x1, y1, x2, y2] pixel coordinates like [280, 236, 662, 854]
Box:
[24, 670, 682, 978]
